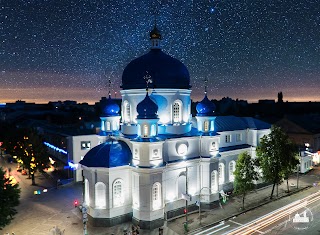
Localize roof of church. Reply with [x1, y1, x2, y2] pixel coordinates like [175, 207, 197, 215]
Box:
[121, 49, 191, 90]
[101, 96, 120, 117]
[196, 94, 216, 116]
[215, 116, 271, 132]
[136, 93, 158, 119]
[79, 138, 132, 168]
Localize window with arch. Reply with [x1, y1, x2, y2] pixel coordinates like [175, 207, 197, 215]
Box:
[218, 163, 225, 184]
[123, 101, 130, 123]
[152, 182, 161, 210]
[95, 182, 106, 208]
[113, 179, 124, 207]
[84, 179, 90, 206]
[143, 124, 149, 137]
[204, 121, 209, 131]
[173, 100, 182, 123]
[106, 121, 111, 131]
[229, 161, 236, 182]
[211, 170, 218, 192]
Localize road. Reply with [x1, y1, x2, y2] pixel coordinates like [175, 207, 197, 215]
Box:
[189, 188, 320, 235]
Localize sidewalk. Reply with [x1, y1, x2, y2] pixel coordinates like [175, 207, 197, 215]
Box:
[167, 178, 311, 235]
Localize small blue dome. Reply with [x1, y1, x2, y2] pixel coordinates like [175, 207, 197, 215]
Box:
[79, 139, 132, 168]
[101, 97, 120, 117]
[121, 49, 191, 90]
[196, 95, 216, 116]
[137, 93, 158, 119]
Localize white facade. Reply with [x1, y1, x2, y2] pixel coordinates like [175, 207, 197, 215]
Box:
[70, 26, 271, 229]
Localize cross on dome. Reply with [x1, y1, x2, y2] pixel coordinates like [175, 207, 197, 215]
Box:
[143, 71, 153, 91]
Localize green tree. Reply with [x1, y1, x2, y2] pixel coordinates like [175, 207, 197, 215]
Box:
[0, 167, 21, 229]
[282, 143, 299, 193]
[234, 152, 259, 210]
[256, 125, 298, 199]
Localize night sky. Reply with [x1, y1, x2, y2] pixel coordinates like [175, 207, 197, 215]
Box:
[1, 0, 319, 104]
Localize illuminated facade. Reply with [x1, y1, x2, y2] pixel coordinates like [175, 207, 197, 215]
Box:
[74, 25, 271, 229]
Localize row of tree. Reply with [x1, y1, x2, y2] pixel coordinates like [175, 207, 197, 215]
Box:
[0, 123, 50, 229]
[234, 125, 299, 210]
[2, 126, 50, 185]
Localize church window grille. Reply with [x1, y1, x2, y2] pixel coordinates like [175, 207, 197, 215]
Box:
[173, 100, 182, 123]
[236, 133, 242, 142]
[123, 101, 130, 123]
[113, 179, 124, 207]
[106, 121, 111, 131]
[211, 170, 218, 192]
[218, 163, 225, 184]
[152, 182, 161, 210]
[95, 182, 106, 209]
[143, 125, 148, 137]
[229, 161, 236, 182]
[204, 121, 209, 131]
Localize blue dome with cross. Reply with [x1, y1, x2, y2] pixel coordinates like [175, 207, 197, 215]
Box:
[196, 95, 216, 116]
[101, 96, 120, 117]
[137, 93, 158, 119]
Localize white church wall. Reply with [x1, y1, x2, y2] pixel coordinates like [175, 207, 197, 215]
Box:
[200, 136, 220, 157]
[132, 169, 164, 221]
[67, 134, 101, 182]
[163, 137, 200, 163]
[218, 130, 247, 149]
[120, 89, 192, 133]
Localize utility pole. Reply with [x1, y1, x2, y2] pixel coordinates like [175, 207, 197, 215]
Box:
[185, 166, 188, 224]
[297, 164, 299, 189]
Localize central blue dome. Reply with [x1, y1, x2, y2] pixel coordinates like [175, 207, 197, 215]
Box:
[121, 49, 191, 90]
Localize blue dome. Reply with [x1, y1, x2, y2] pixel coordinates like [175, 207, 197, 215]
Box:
[79, 139, 132, 168]
[101, 97, 120, 117]
[196, 95, 216, 116]
[121, 49, 191, 90]
[137, 93, 158, 119]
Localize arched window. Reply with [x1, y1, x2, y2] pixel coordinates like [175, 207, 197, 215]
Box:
[95, 182, 106, 209]
[204, 121, 209, 131]
[123, 101, 130, 123]
[143, 124, 148, 137]
[229, 161, 236, 182]
[211, 170, 218, 192]
[152, 182, 161, 210]
[84, 179, 90, 206]
[113, 179, 124, 207]
[106, 121, 111, 131]
[177, 175, 186, 199]
[172, 100, 182, 123]
[151, 124, 157, 136]
[218, 163, 225, 184]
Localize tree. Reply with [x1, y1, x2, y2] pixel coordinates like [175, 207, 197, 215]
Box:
[282, 143, 299, 193]
[4, 128, 50, 185]
[234, 152, 259, 210]
[256, 125, 298, 199]
[0, 167, 21, 229]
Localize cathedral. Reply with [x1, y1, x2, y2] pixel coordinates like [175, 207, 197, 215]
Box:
[74, 24, 271, 229]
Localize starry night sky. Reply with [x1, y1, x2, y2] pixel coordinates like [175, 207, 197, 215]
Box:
[1, 0, 319, 104]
